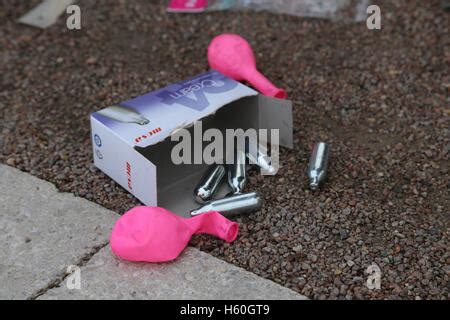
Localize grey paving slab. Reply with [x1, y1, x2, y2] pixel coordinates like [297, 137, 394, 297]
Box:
[39, 246, 305, 300]
[0, 164, 118, 299]
[0, 163, 306, 300]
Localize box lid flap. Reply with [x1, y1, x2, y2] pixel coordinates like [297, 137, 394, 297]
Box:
[91, 70, 257, 148]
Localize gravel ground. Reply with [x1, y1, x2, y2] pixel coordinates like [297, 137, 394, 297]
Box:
[1, 0, 448, 299]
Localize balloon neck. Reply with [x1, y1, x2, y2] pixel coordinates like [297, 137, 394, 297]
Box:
[266, 87, 287, 99]
[243, 69, 287, 99]
[187, 211, 238, 243]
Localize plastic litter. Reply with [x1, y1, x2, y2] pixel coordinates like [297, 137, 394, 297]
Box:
[18, 0, 76, 29]
[168, 0, 370, 22]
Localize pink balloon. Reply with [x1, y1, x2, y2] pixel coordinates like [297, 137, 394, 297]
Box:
[110, 206, 238, 263]
[208, 33, 287, 99]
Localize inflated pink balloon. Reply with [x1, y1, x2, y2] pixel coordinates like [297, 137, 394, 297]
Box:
[110, 206, 238, 263]
[208, 33, 287, 99]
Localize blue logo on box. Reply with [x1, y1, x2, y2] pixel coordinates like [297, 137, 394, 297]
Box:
[94, 134, 102, 147]
[156, 73, 238, 111]
[95, 149, 103, 159]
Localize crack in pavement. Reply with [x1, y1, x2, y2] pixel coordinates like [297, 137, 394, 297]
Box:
[28, 242, 109, 300]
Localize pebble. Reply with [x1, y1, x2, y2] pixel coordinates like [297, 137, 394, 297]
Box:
[339, 229, 349, 240]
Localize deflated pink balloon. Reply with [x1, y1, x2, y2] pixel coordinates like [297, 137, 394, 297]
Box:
[208, 33, 287, 99]
[110, 206, 238, 263]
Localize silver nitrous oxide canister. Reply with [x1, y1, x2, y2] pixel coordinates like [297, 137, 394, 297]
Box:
[227, 149, 247, 194]
[307, 142, 330, 190]
[193, 164, 226, 203]
[190, 192, 262, 217]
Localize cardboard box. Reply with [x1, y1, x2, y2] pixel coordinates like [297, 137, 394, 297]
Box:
[90, 70, 293, 216]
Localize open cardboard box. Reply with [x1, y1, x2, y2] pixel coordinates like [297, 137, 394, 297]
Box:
[90, 71, 293, 217]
